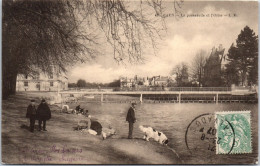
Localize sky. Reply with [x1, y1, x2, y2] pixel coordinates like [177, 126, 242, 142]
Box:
[67, 1, 258, 83]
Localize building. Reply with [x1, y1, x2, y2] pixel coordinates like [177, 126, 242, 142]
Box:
[152, 76, 169, 86]
[120, 75, 172, 88]
[143, 77, 150, 86]
[16, 66, 68, 92]
[204, 45, 225, 87]
[120, 77, 134, 88]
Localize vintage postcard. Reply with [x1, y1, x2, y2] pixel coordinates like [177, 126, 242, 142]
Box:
[1, 0, 258, 165]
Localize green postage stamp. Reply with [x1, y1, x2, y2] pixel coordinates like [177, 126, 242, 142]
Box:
[215, 111, 252, 154]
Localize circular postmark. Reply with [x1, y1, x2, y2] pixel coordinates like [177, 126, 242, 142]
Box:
[185, 113, 235, 155]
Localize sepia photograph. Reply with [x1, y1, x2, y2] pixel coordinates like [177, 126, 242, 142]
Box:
[1, 0, 258, 164]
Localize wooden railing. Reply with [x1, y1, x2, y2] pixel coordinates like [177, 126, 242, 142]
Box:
[69, 87, 232, 92]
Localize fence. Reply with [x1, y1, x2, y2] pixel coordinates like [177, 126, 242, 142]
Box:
[58, 90, 257, 105]
[69, 87, 232, 92]
[59, 93, 257, 104]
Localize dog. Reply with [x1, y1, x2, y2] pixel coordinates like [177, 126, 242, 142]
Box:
[102, 127, 116, 140]
[139, 125, 169, 145]
[61, 105, 73, 113]
[81, 129, 97, 135]
[81, 128, 116, 140]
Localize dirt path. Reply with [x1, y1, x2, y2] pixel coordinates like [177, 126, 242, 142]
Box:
[1, 94, 181, 164]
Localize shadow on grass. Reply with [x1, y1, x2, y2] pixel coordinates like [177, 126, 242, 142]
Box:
[20, 124, 40, 131]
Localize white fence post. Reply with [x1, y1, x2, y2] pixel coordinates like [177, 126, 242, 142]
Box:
[140, 94, 143, 103]
[101, 93, 104, 103]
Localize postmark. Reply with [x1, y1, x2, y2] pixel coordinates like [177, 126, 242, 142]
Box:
[185, 113, 235, 155]
[185, 113, 218, 154]
[215, 111, 252, 154]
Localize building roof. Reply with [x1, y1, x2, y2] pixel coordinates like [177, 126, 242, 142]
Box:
[154, 76, 168, 82]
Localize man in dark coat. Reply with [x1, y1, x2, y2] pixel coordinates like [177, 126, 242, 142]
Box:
[36, 99, 51, 131]
[26, 99, 37, 132]
[126, 102, 137, 139]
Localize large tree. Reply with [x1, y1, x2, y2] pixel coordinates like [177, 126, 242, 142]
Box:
[223, 44, 240, 86]
[3, 0, 183, 99]
[76, 79, 87, 88]
[2, 0, 96, 98]
[171, 62, 189, 87]
[225, 26, 258, 86]
[190, 50, 208, 87]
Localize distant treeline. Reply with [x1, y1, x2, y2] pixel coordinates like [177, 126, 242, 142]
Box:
[69, 79, 120, 88]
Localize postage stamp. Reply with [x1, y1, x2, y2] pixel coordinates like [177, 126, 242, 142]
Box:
[215, 111, 252, 154]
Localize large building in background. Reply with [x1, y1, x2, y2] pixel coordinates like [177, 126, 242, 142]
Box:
[16, 66, 68, 92]
[120, 75, 172, 88]
[204, 45, 225, 87]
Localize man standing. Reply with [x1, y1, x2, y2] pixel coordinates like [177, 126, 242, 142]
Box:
[26, 99, 37, 132]
[126, 102, 137, 139]
[37, 99, 51, 131]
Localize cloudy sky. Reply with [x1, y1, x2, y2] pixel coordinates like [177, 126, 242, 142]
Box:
[68, 1, 258, 83]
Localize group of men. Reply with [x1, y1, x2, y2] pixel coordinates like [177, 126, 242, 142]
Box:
[26, 99, 52, 132]
[26, 98, 137, 138]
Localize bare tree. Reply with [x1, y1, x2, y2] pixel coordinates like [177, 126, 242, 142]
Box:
[171, 62, 189, 87]
[190, 50, 208, 87]
[2, 0, 183, 99]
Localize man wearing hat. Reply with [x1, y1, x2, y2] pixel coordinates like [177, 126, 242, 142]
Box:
[126, 102, 137, 139]
[36, 99, 51, 131]
[26, 99, 37, 132]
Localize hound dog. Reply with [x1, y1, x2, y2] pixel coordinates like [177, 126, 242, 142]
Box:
[139, 125, 169, 145]
[61, 105, 73, 113]
[81, 127, 116, 140]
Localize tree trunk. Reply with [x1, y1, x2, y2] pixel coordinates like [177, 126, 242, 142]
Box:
[2, 66, 18, 100]
[199, 68, 202, 87]
[241, 70, 247, 86]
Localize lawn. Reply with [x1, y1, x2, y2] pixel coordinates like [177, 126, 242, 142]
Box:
[1, 93, 181, 164]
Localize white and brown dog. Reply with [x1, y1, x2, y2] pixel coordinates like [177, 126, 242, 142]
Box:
[139, 125, 169, 145]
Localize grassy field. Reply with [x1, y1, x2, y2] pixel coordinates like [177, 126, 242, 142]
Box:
[1, 93, 181, 164]
[2, 93, 258, 164]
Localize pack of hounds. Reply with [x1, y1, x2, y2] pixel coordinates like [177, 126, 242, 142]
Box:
[61, 104, 87, 115]
[61, 104, 169, 145]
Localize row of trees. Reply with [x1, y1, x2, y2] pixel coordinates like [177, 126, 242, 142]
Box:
[69, 79, 120, 88]
[75, 26, 258, 89]
[172, 26, 258, 87]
